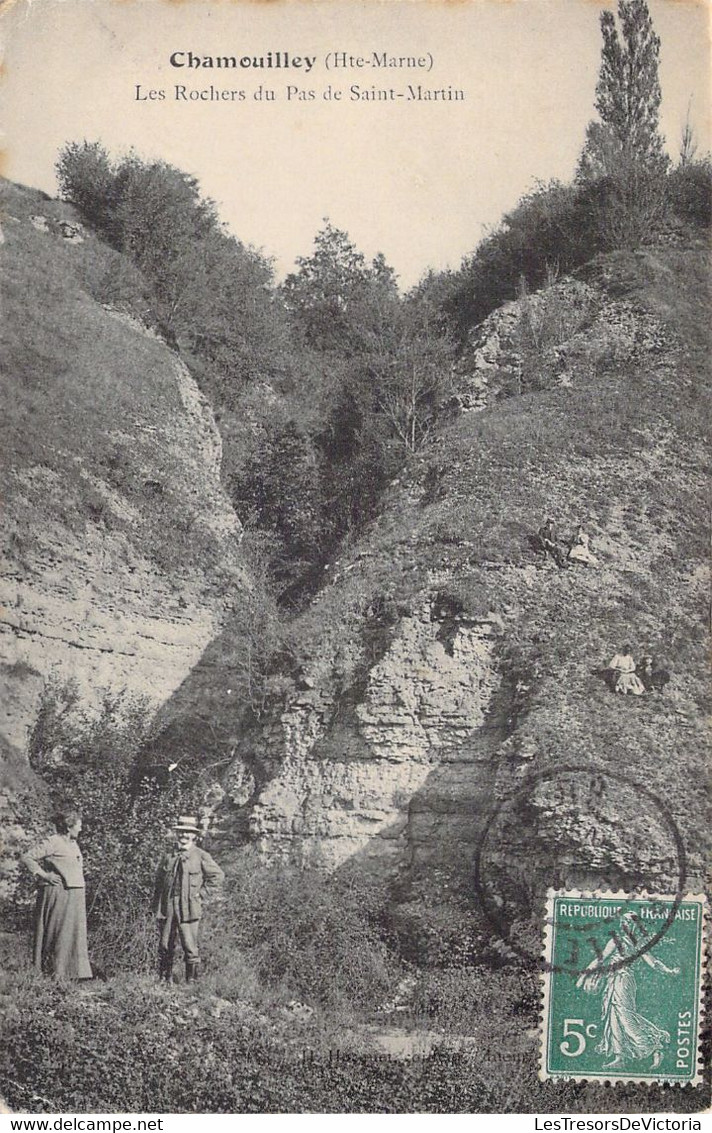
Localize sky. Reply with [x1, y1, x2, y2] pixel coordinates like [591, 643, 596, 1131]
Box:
[0, 0, 709, 287]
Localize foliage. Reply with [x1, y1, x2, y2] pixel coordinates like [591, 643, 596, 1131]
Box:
[283, 220, 398, 353]
[55, 141, 117, 237]
[224, 418, 330, 592]
[78, 242, 154, 319]
[577, 0, 668, 182]
[222, 531, 291, 714]
[55, 142, 288, 395]
[355, 296, 456, 455]
[55, 151, 460, 598]
[215, 221, 457, 591]
[576, 0, 669, 250]
[204, 860, 400, 1012]
[408, 965, 538, 1035]
[25, 680, 202, 974]
[666, 158, 712, 228]
[438, 3, 709, 345]
[443, 181, 601, 339]
[1, 972, 707, 1113]
[583, 159, 669, 252]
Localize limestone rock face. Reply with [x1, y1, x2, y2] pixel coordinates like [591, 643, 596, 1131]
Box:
[237, 606, 501, 873]
[0, 181, 245, 754]
[453, 273, 675, 410]
[0, 510, 236, 751]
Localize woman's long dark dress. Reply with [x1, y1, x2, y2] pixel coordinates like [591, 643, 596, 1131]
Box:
[24, 834, 92, 979]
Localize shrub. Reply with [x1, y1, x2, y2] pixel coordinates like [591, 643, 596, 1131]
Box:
[667, 159, 712, 228]
[204, 861, 401, 1014]
[78, 242, 154, 323]
[445, 181, 601, 340]
[0, 978, 501, 1112]
[581, 167, 669, 251]
[512, 274, 595, 393]
[408, 965, 538, 1035]
[55, 141, 117, 239]
[24, 680, 203, 974]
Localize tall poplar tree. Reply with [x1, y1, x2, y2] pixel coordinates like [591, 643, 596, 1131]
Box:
[578, 0, 668, 181]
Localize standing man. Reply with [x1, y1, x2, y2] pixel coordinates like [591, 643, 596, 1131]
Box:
[153, 815, 224, 984]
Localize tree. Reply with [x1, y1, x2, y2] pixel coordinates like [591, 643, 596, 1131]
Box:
[282, 220, 398, 352]
[578, 0, 668, 181]
[55, 141, 117, 238]
[577, 0, 670, 248]
[361, 298, 455, 455]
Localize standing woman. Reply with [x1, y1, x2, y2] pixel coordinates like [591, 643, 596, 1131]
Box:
[21, 809, 92, 979]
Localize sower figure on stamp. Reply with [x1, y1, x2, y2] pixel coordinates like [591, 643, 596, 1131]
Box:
[576, 912, 679, 1070]
[153, 815, 224, 984]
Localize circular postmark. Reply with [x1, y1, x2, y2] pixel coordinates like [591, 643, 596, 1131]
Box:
[473, 764, 686, 976]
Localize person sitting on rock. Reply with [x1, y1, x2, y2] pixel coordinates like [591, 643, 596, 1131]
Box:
[609, 646, 646, 696]
[535, 519, 565, 566]
[567, 524, 598, 567]
[637, 655, 671, 694]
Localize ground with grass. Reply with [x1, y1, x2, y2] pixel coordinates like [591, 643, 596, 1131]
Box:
[0, 920, 707, 1114]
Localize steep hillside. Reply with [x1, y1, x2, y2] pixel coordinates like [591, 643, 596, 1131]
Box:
[0, 178, 246, 757]
[2, 170, 708, 959]
[215, 242, 710, 942]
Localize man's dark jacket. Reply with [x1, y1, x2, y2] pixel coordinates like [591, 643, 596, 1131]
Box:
[152, 844, 224, 923]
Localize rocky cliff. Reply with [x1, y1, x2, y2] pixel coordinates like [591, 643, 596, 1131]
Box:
[232, 605, 502, 873]
[217, 245, 709, 935]
[0, 179, 245, 757]
[3, 173, 708, 945]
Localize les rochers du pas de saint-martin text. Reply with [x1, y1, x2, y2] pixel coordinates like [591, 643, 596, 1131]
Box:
[133, 50, 465, 103]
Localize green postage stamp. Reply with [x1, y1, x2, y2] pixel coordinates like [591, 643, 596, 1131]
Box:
[540, 891, 706, 1085]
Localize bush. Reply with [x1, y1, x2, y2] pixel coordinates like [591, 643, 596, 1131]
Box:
[408, 965, 537, 1034]
[78, 242, 154, 323]
[225, 419, 330, 590]
[667, 159, 712, 228]
[55, 141, 117, 239]
[25, 680, 203, 974]
[205, 861, 401, 1013]
[445, 181, 602, 340]
[581, 167, 669, 251]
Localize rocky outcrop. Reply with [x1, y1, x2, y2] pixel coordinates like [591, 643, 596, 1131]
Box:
[0, 511, 237, 750]
[453, 271, 676, 410]
[228, 604, 502, 874]
[220, 246, 709, 920]
[0, 180, 245, 754]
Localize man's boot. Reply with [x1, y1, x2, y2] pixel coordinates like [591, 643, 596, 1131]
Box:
[185, 960, 200, 983]
[158, 950, 173, 983]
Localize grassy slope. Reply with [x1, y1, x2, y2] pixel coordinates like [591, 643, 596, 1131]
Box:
[0, 178, 238, 585]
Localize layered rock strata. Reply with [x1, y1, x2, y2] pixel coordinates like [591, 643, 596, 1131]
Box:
[230, 606, 501, 873]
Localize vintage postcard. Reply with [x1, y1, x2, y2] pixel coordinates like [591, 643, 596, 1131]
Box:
[0, 0, 710, 1118]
